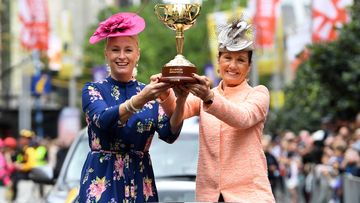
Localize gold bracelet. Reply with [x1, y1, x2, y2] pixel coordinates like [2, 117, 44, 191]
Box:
[129, 97, 141, 112]
[124, 100, 134, 113]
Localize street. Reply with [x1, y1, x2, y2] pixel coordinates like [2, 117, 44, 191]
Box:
[0, 180, 52, 203]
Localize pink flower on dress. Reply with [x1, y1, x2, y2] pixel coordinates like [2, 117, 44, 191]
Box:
[143, 177, 154, 201]
[114, 156, 124, 180]
[88, 176, 108, 202]
[125, 185, 130, 197]
[131, 185, 136, 198]
[158, 105, 165, 116]
[91, 132, 101, 150]
[158, 106, 167, 123]
[88, 86, 103, 102]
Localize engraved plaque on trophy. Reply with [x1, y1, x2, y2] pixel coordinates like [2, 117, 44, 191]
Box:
[154, 3, 201, 84]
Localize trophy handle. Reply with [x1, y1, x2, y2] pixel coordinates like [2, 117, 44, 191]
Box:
[154, 4, 167, 22]
[188, 4, 201, 21]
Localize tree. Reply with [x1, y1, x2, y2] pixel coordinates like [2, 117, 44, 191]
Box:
[267, 3, 360, 134]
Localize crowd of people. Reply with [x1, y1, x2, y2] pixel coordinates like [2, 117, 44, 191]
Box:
[263, 113, 360, 203]
[0, 129, 69, 202]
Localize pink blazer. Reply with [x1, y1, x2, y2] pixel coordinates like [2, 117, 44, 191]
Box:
[162, 80, 275, 202]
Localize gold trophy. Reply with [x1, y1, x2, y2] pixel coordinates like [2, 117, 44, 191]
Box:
[154, 3, 201, 84]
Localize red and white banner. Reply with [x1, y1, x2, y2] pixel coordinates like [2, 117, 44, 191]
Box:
[312, 0, 352, 42]
[19, 0, 49, 51]
[253, 0, 280, 48]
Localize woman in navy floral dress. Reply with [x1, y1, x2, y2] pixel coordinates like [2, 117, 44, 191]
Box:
[75, 12, 186, 203]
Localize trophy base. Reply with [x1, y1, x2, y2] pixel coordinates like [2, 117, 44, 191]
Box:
[159, 76, 197, 84]
[159, 65, 197, 84]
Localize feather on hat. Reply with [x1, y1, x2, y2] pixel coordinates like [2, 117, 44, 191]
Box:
[217, 18, 254, 52]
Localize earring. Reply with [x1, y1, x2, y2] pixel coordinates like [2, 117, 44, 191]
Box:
[132, 65, 138, 78]
[106, 64, 111, 74]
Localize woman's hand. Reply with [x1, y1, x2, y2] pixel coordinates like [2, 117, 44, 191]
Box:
[150, 73, 162, 82]
[136, 78, 172, 105]
[186, 74, 214, 103]
[173, 85, 189, 101]
[119, 78, 172, 123]
[150, 73, 172, 102]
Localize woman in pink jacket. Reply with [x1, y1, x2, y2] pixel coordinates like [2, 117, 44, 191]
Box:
[158, 18, 275, 202]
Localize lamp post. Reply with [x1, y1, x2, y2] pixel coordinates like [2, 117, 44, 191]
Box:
[32, 50, 45, 138]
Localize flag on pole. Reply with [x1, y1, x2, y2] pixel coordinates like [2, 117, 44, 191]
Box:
[254, 0, 280, 49]
[312, 0, 353, 42]
[250, 0, 284, 75]
[31, 73, 52, 96]
[19, 0, 49, 51]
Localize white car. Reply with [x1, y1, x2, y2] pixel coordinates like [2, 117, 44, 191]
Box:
[30, 117, 199, 202]
[151, 117, 199, 201]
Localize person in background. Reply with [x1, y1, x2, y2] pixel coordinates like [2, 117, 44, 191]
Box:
[157, 18, 275, 202]
[0, 138, 11, 201]
[52, 139, 69, 179]
[2, 137, 17, 201]
[11, 129, 37, 201]
[262, 134, 281, 197]
[281, 131, 302, 203]
[75, 12, 186, 203]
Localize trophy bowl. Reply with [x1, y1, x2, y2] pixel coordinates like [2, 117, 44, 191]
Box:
[154, 3, 201, 84]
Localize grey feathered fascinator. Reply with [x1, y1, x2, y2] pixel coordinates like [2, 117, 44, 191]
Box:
[217, 18, 254, 52]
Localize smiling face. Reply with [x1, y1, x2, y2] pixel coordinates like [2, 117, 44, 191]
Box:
[218, 51, 251, 87]
[105, 36, 140, 82]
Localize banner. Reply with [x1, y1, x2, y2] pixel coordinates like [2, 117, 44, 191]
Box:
[270, 90, 284, 109]
[254, 0, 280, 48]
[312, 0, 352, 42]
[47, 34, 62, 71]
[249, 0, 284, 75]
[31, 73, 52, 96]
[19, 0, 49, 51]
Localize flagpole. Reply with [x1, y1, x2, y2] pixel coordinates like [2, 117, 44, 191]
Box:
[32, 50, 44, 139]
[19, 64, 32, 133]
[18, 0, 49, 138]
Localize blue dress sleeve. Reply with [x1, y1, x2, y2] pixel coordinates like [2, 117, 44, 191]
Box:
[156, 105, 181, 144]
[82, 82, 120, 130]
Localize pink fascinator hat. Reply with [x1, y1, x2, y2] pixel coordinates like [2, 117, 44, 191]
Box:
[89, 12, 146, 44]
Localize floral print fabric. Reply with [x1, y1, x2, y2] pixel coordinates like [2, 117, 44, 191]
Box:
[76, 77, 179, 203]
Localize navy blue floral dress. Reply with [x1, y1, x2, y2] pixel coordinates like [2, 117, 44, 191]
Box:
[76, 76, 179, 203]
